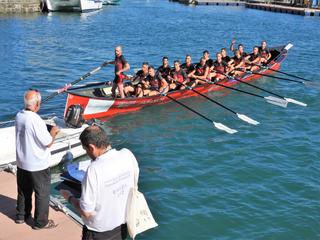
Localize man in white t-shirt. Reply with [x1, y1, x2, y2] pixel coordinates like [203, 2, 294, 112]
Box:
[60, 125, 139, 240]
[15, 89, 59, 229]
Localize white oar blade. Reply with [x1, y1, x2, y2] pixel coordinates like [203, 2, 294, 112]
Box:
[213, 122, 238, 134]
[304, 81, 320, 88]
[284, 43, 294, 51]
[236, 113, 260, 125]
[284, 98, 307, 107]
[264, 96, 288, 108]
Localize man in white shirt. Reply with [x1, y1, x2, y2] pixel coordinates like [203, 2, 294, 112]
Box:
[15, 89, 59, 229]
[60, 125, 139, 240]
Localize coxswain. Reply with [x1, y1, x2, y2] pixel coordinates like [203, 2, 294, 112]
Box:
[190, 57, 210, 87]
[110, 46, 130, 99]
[229, 50, 245, 77]
[203, 50, 213, 68]
[167, 60, 189, 90]
[157, 56, 171, 82]
[181, 54, 195, 80]
[124, 62, 149, 97]
[259, 40, 271, 64]
[142, 66, 169, 97]
[245, 46, 261, 72]
[211, 53, 228, 82]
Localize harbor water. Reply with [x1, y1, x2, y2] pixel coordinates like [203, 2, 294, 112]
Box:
[0, 0, 319, 239]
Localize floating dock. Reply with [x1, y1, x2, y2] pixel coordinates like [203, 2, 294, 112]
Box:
[0, 171, 82, 240]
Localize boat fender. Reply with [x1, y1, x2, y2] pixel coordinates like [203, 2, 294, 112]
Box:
[64, 104, 84, 128]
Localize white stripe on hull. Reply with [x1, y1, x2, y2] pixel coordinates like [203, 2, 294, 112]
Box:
[84, 99, 115, 115]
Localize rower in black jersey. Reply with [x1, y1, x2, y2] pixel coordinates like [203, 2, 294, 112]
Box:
[245, 46, 261, 72]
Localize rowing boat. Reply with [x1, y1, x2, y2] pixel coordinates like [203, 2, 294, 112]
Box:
[64, 44, 293, 121]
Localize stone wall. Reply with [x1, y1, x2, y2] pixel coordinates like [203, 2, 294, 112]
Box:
[0, 0, 40, 13]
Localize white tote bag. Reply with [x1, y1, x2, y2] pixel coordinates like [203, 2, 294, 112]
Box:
[126, 159, 158, 239]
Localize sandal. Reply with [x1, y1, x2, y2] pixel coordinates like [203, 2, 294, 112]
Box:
[33, 219, 58, 230]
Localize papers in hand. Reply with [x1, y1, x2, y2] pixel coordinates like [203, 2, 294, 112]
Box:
[66, 160, 91, 182]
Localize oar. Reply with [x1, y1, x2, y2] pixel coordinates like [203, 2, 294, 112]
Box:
[237, 67, 319, 87]
[229, 72, 307, 107]
[211, 82, 288, 108]
[42, 60, 112, 103]
[172, 80, 259, 125]
[156, 90, 237, 134]
[257, 64, 314, 82]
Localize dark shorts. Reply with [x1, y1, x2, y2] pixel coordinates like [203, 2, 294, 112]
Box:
[114, 74, 125, 84]
[82, 224, 127, 240]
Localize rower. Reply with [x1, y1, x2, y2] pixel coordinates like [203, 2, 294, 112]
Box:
[142, 66, 169, 97]
[211, 53, 228, 82]
[230, 39, 248, 58]
[190, 57, 210, 87]
[167, 60, 189, 90]
[203, 50, 213, 68]
[110, 46, 130, 99]
[259, 40, 271, 64]
[221, 48, 232, 65]
[124, 62, 149, 97]
[157, 56, 171, 82]
[229, 50, 245, 77]
[181, 54, 196, 80]
[245, 46, 261, 72]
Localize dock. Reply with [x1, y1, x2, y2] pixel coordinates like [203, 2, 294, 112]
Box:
[0, 170, 82, 240]
[245, 2, 320, 16]
[171, 0, 320, 16]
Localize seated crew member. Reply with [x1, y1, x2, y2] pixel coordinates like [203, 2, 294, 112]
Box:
[245, 46, 261, 72]
[211, 53, 228, 82]
[203, 50, 213, 68]
[259, 40, 271, 64]
[181, 54, 196, 81]
[230, 39, 248, 58]
[124, 62, 149, 97]
[157, 56, 171, 82]
[229, 50, 246, 77]
[142, 66, 168, 97]
[189, 57, 210, 87]
[167, 60, 189, 90]
[221, 48, 232, 66]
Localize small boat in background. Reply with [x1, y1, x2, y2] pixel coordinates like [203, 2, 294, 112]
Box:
[45, 0, 102, 12]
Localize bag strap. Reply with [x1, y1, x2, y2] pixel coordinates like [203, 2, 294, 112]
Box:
[132, 157, 138, 190]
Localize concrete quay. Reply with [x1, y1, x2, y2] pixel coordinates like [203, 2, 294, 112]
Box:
[0, 171, 82, 240]
[0, 0, 40, 13]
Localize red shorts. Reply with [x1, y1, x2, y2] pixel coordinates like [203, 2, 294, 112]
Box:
[114, 74, 125, 84]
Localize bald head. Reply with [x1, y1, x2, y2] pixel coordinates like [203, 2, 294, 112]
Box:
[24, 90, 41, 111]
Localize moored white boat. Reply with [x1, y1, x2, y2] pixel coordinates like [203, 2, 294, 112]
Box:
[0, 117, 87, 168]
[45, 0, 102, 12]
